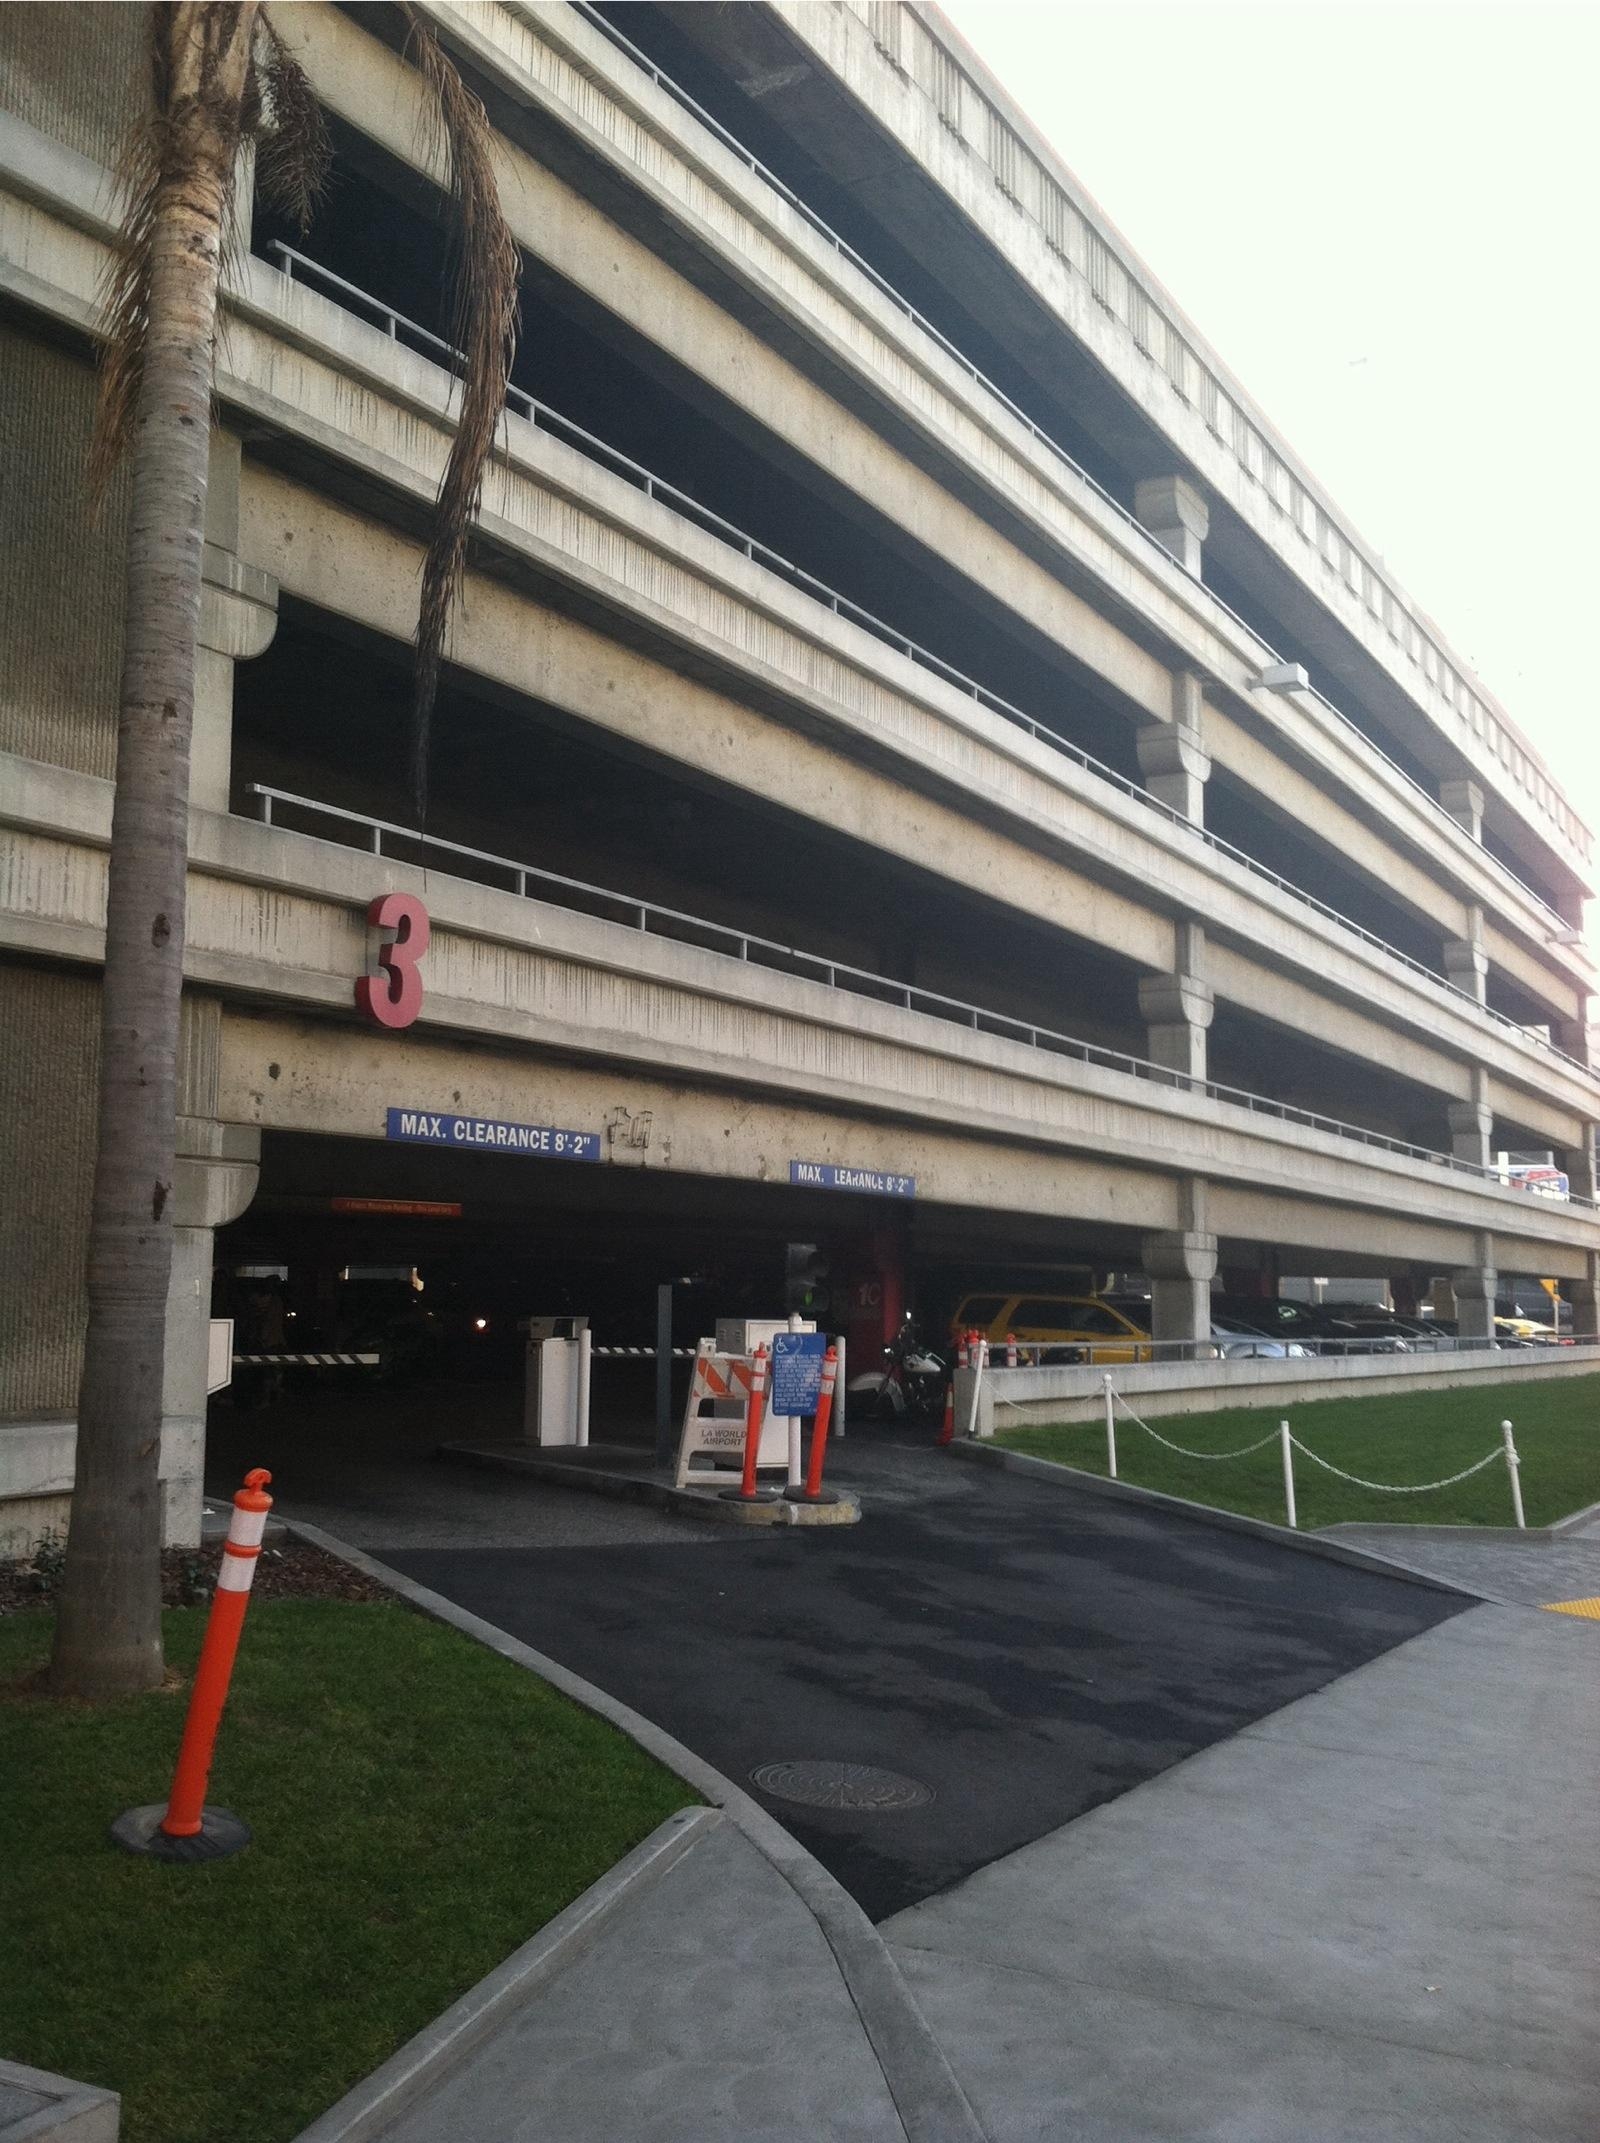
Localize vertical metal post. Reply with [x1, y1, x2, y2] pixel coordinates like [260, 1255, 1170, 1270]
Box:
[1280, 1421, 1297, 1529]
[833, 1334, 846, 1438]
[964, 1338, 988, 1439]
[1501, 1421, 1525, 1529]
[575, 1326, 592, 1449]
[1103, 1373, 1117, 1479]
[654, 1284, 674, 1468]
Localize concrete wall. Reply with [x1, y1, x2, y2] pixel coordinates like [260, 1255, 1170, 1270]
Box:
[0, 324, 125, 777]
[963, 1345, 1600, 1430]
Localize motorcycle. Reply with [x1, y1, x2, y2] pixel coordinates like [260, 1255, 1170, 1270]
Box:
[847, 1323, 949, 1421]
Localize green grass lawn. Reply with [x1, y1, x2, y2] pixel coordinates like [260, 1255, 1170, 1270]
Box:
[1, 1599, 694, 2143]
[996, 1372, 1600, 1530]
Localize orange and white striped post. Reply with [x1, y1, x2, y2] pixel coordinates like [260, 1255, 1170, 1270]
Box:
[787, 1346, 839, 1503]
[111, 1467, 274, 1863]
[720, 1345, 778, 1503]
[1005, 1332, 1018, 1369]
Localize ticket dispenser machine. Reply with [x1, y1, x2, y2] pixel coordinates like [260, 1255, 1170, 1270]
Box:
[524, 1315, 590, 1446]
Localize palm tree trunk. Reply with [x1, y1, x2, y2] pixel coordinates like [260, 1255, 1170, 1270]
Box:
[49, 2, 259, 1700]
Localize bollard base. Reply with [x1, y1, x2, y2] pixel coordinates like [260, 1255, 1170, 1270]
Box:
[717, 1486, 780, 1504]
[783, 1486, 840, 1505]
[110, 1802, 252, 1863]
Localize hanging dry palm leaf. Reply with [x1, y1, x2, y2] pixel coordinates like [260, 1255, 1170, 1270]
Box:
[401, 6, 521, 826]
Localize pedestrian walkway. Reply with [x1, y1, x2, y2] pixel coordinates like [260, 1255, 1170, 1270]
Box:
[1324, 1515, 1600, 1609]
[360, 1813, 909, 2143]
[883, 1601, 1600, 2142]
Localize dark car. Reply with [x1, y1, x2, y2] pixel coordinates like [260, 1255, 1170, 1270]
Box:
[1208, 1296, 1410, 1355]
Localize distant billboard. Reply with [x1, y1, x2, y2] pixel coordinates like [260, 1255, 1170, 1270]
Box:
[1506, 1164, 1570, 1200]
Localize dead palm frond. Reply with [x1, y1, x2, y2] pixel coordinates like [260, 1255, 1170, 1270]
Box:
[88, 3, 329, 503]
[401, 6, 521, 826]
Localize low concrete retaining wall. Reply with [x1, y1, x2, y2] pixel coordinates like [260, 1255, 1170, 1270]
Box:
[957, 1343, 1600, 1431]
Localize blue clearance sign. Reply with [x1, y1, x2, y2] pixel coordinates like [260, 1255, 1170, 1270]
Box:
[790, 1159, 915, 1199]
[386, 1108, 600, 1160]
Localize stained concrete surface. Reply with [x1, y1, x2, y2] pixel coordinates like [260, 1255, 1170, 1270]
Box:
[381, 1433, 1464, 1920]
[884, 1602, 1600, 2142]
[372, 1814, 908, 2143]
[1327, 1519, 1600, 1609]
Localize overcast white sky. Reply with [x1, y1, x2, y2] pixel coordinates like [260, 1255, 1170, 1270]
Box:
[939, 0, 1598, 863]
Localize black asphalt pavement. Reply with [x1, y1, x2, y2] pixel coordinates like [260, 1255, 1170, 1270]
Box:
[382, 1432, 1467, 1921]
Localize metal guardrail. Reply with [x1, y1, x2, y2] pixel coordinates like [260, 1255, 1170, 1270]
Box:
[244, 780, 1596, 1208]
[258, 240, 1587, 1077]
[566, 1, 1583, 928]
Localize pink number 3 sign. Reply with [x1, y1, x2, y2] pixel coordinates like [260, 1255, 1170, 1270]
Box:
[356, 892, 429, 1029]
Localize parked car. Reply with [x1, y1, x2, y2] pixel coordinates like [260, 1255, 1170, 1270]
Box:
[1208, 1296, 1410, 1355]
[947, 1292, 1309, 1363]
[949, 1292, 1153, 1363]
[1208, 1314, 1313, 1360]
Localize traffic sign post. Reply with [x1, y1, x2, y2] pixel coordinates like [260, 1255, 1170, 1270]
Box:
[769, 1331, 828, 1419]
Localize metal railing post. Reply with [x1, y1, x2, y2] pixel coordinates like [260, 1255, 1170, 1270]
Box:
[1280, 1421, 1297, 1529]
[1501, 1420, 1525, 1529]
[1103, 1373, 1117, 1479]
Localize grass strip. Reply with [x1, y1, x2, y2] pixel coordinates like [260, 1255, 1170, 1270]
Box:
[1, 1598, 694, 2143]
[996, 1372, 1600, 1529]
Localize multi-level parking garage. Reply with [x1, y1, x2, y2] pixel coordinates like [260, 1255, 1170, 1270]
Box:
[2, 2, 1598, 1547]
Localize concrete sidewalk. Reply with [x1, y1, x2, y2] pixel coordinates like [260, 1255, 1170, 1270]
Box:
[884, 1601, 1600, 2142]
[353, 1811, 910, 2143]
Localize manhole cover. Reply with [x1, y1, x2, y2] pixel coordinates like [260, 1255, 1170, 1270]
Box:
[750, 1760, 933, 1812]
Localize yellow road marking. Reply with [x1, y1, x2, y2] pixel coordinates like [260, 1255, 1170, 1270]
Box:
[1542, 1597, 1600, 1620]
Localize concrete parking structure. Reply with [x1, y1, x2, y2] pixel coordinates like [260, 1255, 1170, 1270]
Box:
[2, 2, 1597, 1545]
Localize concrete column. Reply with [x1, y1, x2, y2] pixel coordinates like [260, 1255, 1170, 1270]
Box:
[1439, 778, 1485, 842]
[1450, 1240, 1497, 1346]
[1142, 1181, 1217, 1358]
[1441, 903, 1487, 1004]
[1567, 1254, 1600, 1342]
[1137, 670, 1211, 824]
[1549, 1015, 1593, 1069]
[1134, 474, 1209, 577]
[161, 1118, 261, 1546]
[1139, 920, 1212, 1086]
[194, 430, 279, 814]
[1445, 1068, 1492, 1170]
[1558, 1128, 1599, 1203]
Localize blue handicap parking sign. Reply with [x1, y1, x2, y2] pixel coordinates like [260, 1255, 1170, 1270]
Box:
[769, 1331, 828, 1417]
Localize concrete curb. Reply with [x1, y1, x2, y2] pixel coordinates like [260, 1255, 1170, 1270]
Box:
[290, 1806, 716, 2143]
[438, 1439, 861, 1526]
[0, 2056, 119, 2143]
[1324, 1495, 1600, 1545]
[945, 1438, 1483, 1600]
[283, 1519, 986, 2143]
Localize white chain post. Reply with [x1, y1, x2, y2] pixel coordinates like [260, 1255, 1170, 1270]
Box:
[964, 1338, 989, 1440]
[1103, 1372, 1117, 1479]
[1501, 1420, 1525, 1530]
[1280, 1420, 1297, 1529]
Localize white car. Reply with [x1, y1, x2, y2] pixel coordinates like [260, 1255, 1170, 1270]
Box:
[1210, 1316, 1313, 1360]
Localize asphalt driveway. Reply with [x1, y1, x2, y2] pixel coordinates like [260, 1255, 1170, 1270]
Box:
[379, 1432, 1466, 1920]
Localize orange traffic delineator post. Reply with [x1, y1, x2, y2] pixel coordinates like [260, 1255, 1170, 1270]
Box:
[936, 1378, 956, 1446]
[1005, 1331, 1018, 1369]
[111, 1467, 275, 1864]
[786, 1345, 839, 1504]
[720, 1344, 779, 1503]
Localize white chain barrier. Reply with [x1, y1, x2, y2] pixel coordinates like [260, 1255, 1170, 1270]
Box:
[1095, 1382, 1525, 1531]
